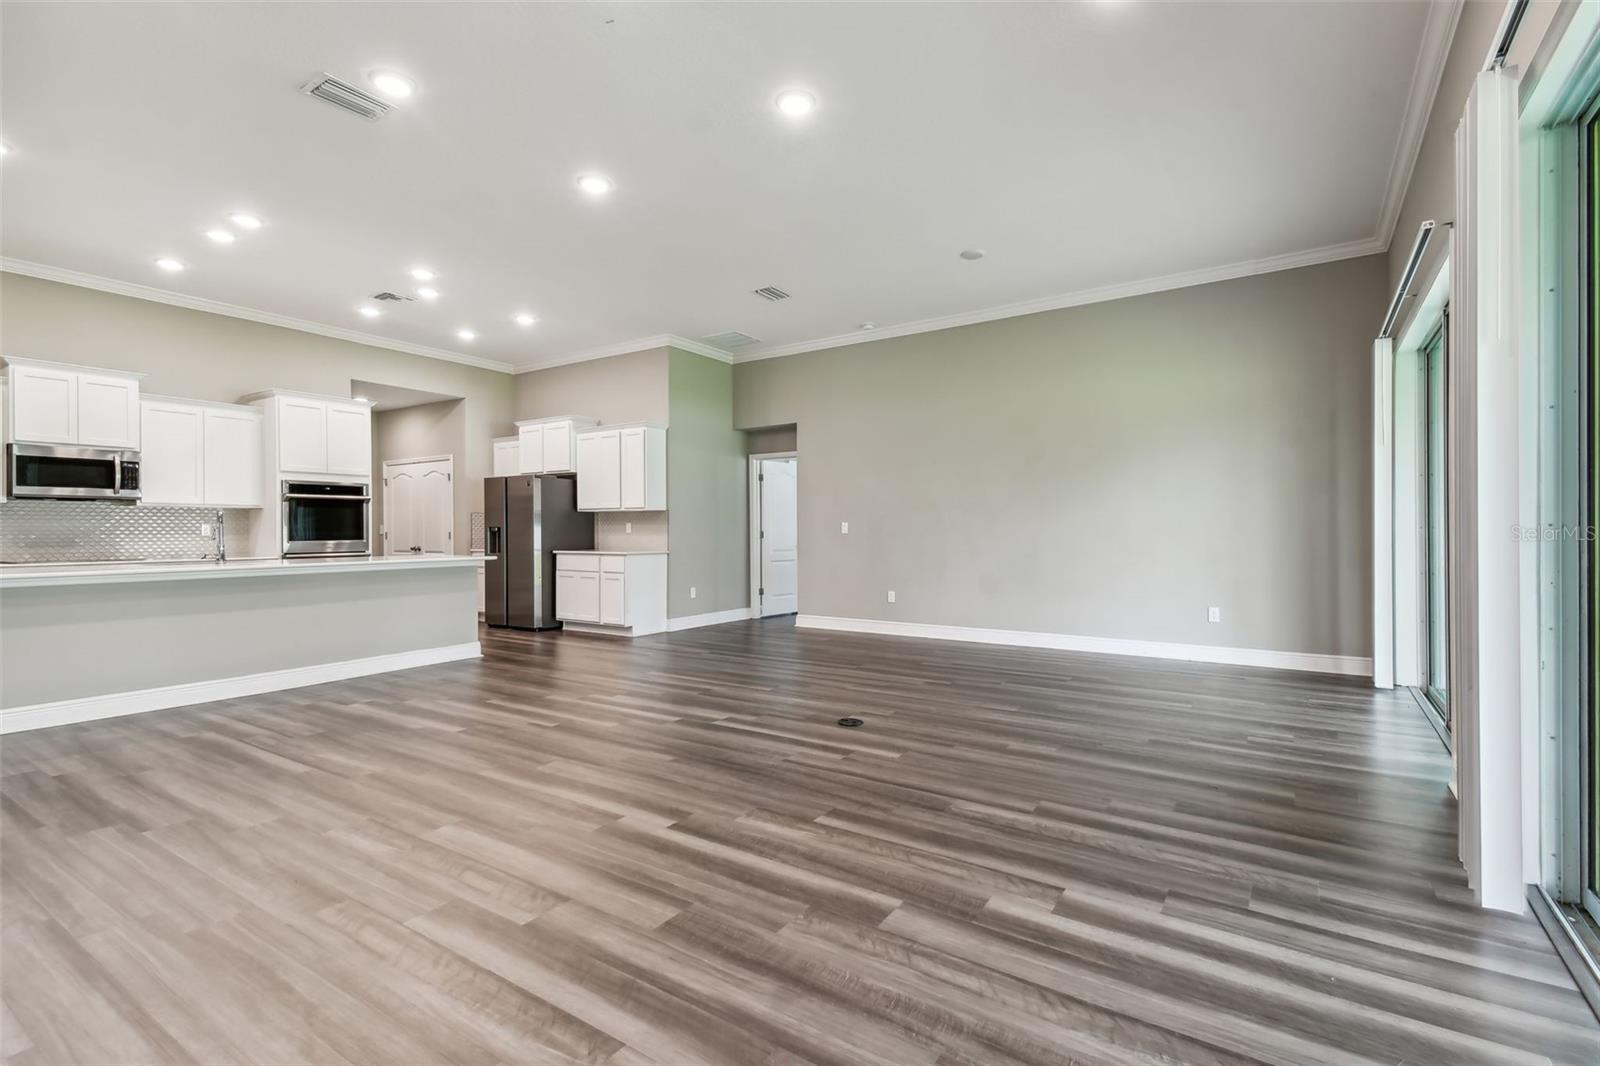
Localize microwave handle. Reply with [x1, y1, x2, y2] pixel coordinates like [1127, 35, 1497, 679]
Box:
[113, 454, 122, 493]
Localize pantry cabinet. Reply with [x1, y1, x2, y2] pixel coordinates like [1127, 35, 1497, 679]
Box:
[140, 397, 264, 507]
[4, 358, 142, 448]
[574, 423, 665, 511]
[515, 416, 597, 474]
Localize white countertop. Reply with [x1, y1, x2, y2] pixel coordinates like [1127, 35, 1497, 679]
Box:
[554, 550, 669, 556]
[0, 554, 491, 589]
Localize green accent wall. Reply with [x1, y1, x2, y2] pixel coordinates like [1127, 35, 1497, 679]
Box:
[666, 348, 748, 618]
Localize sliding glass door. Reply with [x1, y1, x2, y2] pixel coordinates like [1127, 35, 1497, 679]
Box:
[1424, 322, 1451, 723]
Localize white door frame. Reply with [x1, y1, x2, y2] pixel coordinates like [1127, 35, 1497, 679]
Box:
[749, 451, 798, 618]
[381, 454, 454, 556]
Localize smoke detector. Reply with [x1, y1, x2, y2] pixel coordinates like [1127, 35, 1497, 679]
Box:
[301, 73, 392, 121]
[752, 286, 790, 302]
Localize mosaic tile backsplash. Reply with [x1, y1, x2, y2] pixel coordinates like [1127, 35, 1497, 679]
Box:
[0, 501, 227, 563]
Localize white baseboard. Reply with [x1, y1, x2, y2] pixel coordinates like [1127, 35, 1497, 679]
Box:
[794, 615, 1371, 677]
[666, 607, 755, 632]
[0, 641, 482, 735]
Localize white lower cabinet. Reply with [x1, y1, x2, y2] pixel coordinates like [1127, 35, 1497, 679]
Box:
[555, 552, 667, 636]
[140, 398, 264, 507]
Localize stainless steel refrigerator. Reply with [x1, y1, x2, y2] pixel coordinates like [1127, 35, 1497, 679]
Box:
[484, 475, 593, 629]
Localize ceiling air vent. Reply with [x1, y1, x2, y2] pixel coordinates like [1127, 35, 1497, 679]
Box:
[701, 330, 760, 350]
[752, 286, 790, 302]
[372, 291, 412, 302]
[301, 73, 392, 122]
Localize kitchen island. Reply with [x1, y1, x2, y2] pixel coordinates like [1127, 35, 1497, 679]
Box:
[0, 554, 486, 732]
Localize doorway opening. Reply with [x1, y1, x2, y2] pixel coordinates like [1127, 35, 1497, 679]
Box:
[382, 456, 453, 555]
[749, 452, 798, 617]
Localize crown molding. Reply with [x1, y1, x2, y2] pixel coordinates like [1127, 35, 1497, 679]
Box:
[510, 333, 732, 374]
[1, 258, 518, 375]
[1374, 0, 1463, 252]
[732, 234, 1386, 364]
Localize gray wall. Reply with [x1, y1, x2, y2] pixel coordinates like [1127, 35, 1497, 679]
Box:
[372, 399, 467, 555]
[0, 274, 514, 554]
[666, 349, 747, 617]
[744, 425, 798, 456]
[514, 347, 670, 550]
[734, 254, 1386, 658]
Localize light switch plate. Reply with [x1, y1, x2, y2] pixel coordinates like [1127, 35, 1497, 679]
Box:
[887, 590, 896, 603]
[1207, 607, 1221, 623]
[690, 586, 697, 599]
[840, 521, 849, 534]
[625, 522, 632, 534]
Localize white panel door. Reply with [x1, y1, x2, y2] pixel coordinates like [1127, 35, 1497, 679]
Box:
[139, 401, 204, 504]
[619, 427, 646, 509]
[10, 365, 78, 443]
[575, 430, 620, 510]
[202, 408, 263, 507]
[518, 424, 544, 473]
[325, 403, 372, 476]
[76, 372, 140, 448]
[600, 572, 626, 625]
[383, 458, 452, 554]
[493, 439, 520, 477]
[760, 458, 799, 616]
[278, 398, 328, 473]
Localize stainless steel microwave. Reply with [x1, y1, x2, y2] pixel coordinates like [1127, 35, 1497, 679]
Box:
[5, 442, 142, 502]
[282, 480, 371, 557]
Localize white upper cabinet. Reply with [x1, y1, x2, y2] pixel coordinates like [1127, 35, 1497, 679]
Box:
[492, 437, 520, 477]
[140, 397, 264, 508]
[575, 423, 665, 511]
[575, 428, 621, 510]
[252, 392, 370, 479]
[325, 401, 372, 476]
[277, 397, 329, 473]
[5, 359, 143, 447]
[76, 372, 141, 448]
[202, 406, 263, 507]
[139, 400, 206, 504]
[514, 416, 597, 474]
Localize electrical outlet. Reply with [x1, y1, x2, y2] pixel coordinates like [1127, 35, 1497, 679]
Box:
[1207, 606, 1221, 623]
[840, 521, 849, 534]
[886, 590, 896, 604]
[690, 586, 697, 599]
[625, 522, 632, 534]
[200, 522, 213, 538]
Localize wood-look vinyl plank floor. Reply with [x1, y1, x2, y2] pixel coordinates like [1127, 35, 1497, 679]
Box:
[1, 619, 1594, 1065]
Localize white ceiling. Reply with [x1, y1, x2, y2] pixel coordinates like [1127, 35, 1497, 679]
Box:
[2, 2, 1443, 374]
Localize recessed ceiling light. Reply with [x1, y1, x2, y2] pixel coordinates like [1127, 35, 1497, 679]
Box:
[229, 212, 263, 230]
[369, 70, 416, 99]
[513, 312, 537, 327]
[353, 395, 370, 404]
[960, 249, 985, 261]
[775, 89, 817, 117]
[154, 257, 185, 273]
[206, 228, 236, 244]
[415, 286, 439, 300]
[410, 266, 436, 282]
[358, 306, 381, 319]
[456, 327, 477, 341]
[576, 173, 614, 196]
[858, 322, 876, 331]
